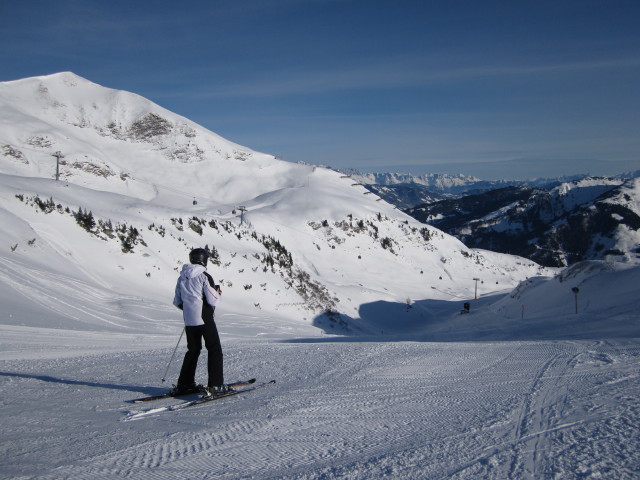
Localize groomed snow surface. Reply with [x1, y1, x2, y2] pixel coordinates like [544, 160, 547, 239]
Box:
[1, 328, 639, 479]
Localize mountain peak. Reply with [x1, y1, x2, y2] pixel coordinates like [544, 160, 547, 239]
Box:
[39, 71, 87, 83]
[3, 71, 98, 90]
[0, 72, 286, 203]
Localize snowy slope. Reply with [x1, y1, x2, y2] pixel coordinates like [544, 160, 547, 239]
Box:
[1, 261, 638, 479]
[0, 72, 552, 335]
[1, 73, 638, 479]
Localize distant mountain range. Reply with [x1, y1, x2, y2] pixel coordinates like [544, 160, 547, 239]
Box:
[405, 176, 640, 267]
[339, 169, 591, 209]
[339, 168, 640, 267]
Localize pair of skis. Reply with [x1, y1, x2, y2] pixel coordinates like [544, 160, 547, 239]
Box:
[127, 378, 259, 403]
[124, 378, 275, 421]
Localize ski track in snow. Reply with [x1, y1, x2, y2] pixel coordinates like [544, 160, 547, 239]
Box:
[0, 255, 175, 334]
[1, 339, 638, 479]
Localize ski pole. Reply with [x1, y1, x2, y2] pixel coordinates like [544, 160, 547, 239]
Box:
[161, 328, 184, 383]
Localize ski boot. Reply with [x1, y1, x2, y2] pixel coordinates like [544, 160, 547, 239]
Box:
[202, 384, 234, 399]
[170, 383, 204, 396]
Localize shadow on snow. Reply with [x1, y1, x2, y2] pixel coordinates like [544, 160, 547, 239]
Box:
[0, 371, 164, 396]
[289, 293, 635, 343]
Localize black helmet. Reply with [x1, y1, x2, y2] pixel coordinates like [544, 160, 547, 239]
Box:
[189, 248, 209, 266]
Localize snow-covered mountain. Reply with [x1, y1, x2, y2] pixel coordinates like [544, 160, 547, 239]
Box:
[2, 73, 639, 479]
[339, 168, 592, 210]
[0, 72, 552, 335]
[340, 169, 483, 190]
[0, 71, 290, 202]
[407, 176, 640, 267]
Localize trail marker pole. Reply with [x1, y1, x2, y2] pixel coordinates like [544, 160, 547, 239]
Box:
[473, 277, 480, 300]
[572, 287, 580, 314]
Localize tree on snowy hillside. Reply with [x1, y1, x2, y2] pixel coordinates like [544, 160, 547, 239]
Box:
[74, 207, 96, 233]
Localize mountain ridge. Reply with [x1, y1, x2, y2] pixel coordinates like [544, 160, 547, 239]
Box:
[338, 168, 597, 209]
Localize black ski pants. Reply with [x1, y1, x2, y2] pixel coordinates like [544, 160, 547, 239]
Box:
[177, 318, 223, 388]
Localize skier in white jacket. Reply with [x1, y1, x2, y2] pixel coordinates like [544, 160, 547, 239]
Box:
[172, 248, 229, 396]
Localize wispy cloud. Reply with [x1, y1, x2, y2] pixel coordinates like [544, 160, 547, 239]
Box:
[177, 55, 640, 98]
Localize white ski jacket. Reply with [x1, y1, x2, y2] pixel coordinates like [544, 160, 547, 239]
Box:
[173, 264, 221, 326]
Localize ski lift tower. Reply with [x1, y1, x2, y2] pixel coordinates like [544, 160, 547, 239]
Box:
[238, 206, 247, 225]
[51, 151, 64, 181]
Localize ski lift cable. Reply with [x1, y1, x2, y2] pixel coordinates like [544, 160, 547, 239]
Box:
[152, 180, 317, 239]
[152, 182, 237, 213]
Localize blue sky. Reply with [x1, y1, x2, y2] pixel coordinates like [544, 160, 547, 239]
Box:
[1, 0, 639, 180]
